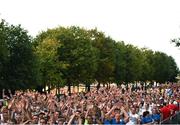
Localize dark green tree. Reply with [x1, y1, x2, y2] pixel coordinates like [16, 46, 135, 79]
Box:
[140, 48, 155, 82]
[0, 20, 9, 92]
[57, 26, 98, 94]
[33, 27, 68, 93]
[88, 29, 116, 88]
[0, 20, 39, 90]
[123, 45, 141, 83]
[151, 52, 179, 83]
[114, 41, 127, 85]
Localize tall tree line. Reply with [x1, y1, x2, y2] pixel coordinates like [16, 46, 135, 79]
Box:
[0, 20, 39, 97]
[0, 20, 179, 95]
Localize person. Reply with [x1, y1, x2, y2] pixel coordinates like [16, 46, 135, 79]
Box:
[67, 112, 82, 125]
[139, 102, 152, 116]
[39, 118, 47, 125]
[57, 117, 65, 125]
[0, 83, 179, 124]
[84, 115, 93, 125]
[0, 107, 9, 124]
[126, 107, 140, 125]
[32, 114, 39, 124]
[105, 106, 129, 125]
[14, 113, 23, 124]
[166, 103, 178, 115]
[103, 115, 111, 124]
[165, 87, 173, 97]
[53, 111, 60, 124]
[151, 108, 161, 124]
[111, 113, 125, 124]
[140, 111, 153, 124]
[159, 103, 171, 120]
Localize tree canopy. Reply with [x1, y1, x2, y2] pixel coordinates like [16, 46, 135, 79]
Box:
[0, 19, 179, 93]
[0, 20, 39, 91]
[172, 38, 180, 47]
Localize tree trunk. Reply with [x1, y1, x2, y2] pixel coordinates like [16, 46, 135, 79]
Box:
[48, 83, 51, 93]
[88, 85, 90, 92]
[43, 83, 46, 93]
[0, 89, 2, 99]
[135, 82, 137, 91]
[78, 84, 79, 93]
[97, 82, 100, 90]
[106, 83, 108, 88]
[56, 86, 58, 95]
[57, 82, 60, 94]
[145, 82, 147, 90]
[126, 82, 128, 90]
[68, 80, 71, 96]
[36, 85, 43, 93]
[86, 84, 90, 92]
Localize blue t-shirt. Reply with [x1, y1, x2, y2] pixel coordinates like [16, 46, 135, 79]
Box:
[103, 119, 111, 125]
[111, 118, 125, 125]
[141, 116, 153, 124]
[151, 114, 161, 121]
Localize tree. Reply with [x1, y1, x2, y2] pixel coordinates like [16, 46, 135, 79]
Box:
[0, 19, 38, 90]
[1, 19, 179, 94]
[140, 48, 155, 82]
[0, 20, 9, 93]
[122, 44, 142, 83]
[34, 28, 67, 93]
[165, 56, 179, 82]
[34, 38, 63, 92]
[114, 41, 127, 84]
[151, 51, 179, 83]
[57, 26, 98, 93]
[171, 38, 180, 47]
[88, 29, 116, 88]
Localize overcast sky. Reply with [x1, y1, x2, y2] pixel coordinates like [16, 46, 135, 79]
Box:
[0, 0, 180, 67]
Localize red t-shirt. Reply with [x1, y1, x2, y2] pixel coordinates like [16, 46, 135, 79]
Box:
[160, 106, 171, 120]
[167, 104, 178, 111]
[167, 104, 178, 114]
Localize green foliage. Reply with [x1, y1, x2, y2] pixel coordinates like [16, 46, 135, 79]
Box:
[171, 38, 180, 47]
[114, 41, 126, 84]
[57, 26, 98, 85]
[124, 45, 143, 82]
[34, 32, 65, 89]
[0, 19, 38, 90]
[0, 19, 179, 91]
[152, 52, 179, 82]
[89, 29, 116, 83]
[115, 43, 179, 83]
[140, 48, 155, 81]
[0, 20, 9, 88]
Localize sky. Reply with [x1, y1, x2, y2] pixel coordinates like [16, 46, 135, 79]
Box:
[0, 0, 180, 68]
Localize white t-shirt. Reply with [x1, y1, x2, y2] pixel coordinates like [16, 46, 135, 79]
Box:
[0, 114, 4, 123]
[127, 113, 139, 125]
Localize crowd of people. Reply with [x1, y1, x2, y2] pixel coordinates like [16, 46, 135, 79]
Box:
[0, 83, 179, 125]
